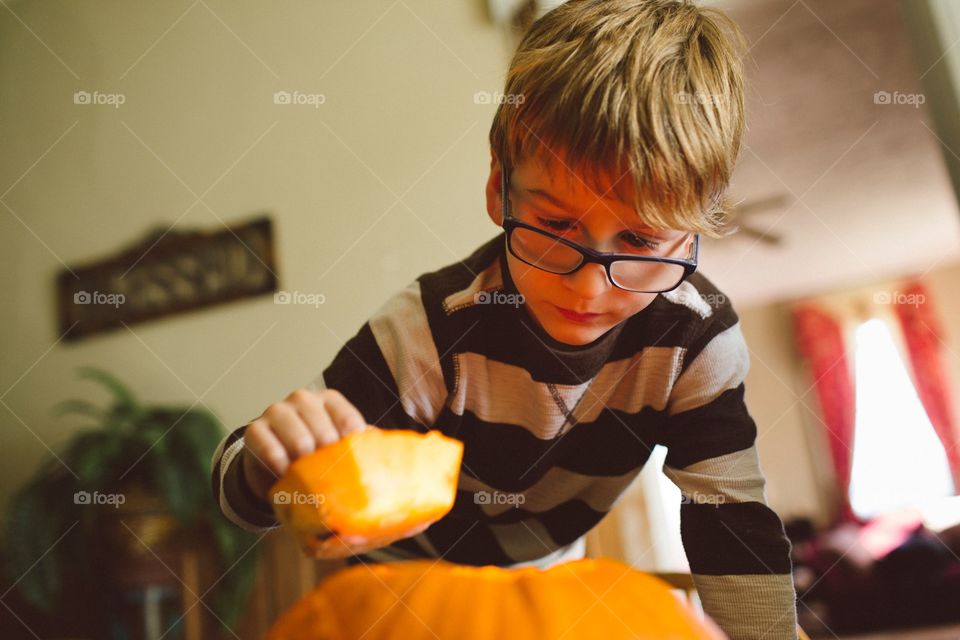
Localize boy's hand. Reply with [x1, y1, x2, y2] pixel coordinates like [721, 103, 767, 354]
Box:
[241, 388, 367, 502]
[310, 520, 433, 560]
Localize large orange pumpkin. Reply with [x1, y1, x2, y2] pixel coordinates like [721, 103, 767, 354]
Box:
[268, 428, 463, 558]
[264, 558, 725, 639]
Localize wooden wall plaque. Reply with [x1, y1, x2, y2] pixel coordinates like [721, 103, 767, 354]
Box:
[57, 216, 279, 341]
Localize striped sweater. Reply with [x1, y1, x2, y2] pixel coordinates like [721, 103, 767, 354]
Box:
[211, 232, 798, 639]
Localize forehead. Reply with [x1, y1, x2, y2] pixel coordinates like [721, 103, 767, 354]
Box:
[506, 151, 694, 241]
[510, 150, 633, 204]
[508, 150, 680, 233]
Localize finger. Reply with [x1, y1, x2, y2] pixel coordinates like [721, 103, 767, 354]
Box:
[405, 521, 431, 537]
[263, 402, 315, 459]
[337, 522, 431, 549]
[244, 419, 289, 478]
[321, 389, 368, 436]
[286, 389, 340, 448]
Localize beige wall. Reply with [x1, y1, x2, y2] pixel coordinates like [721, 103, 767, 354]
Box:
[738, 301, 830, 524]
[0, 0, 512, 514]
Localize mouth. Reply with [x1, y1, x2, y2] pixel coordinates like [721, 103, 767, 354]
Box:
[554, 305, 604, 323]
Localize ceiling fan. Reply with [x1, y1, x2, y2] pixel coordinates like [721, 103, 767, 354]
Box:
[720, 192, 792, 246]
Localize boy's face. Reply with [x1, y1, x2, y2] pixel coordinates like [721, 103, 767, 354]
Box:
[485, 150, 691, 347]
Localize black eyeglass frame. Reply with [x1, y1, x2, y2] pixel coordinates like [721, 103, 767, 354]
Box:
[499, 163, 700, 294]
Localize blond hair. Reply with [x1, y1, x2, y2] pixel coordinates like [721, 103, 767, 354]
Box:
[488, 0, 747, 237]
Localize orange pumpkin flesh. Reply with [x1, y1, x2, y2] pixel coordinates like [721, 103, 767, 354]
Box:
[268, 428, 463, 557]
[264, 558, 724, 640]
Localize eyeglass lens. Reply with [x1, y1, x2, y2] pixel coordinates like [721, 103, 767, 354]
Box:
[508, 227, 688, 292]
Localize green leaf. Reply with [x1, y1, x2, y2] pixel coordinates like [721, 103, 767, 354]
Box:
[169, 409, 224, 475]
[4, 365, 263, 629]
[3, 469, 82, 610]
[153, 458, 194, 521]
[75, 366, 139, 410]
[51, 399, 104, 421]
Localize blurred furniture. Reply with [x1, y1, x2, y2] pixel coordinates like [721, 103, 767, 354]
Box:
[789, 516, 960, 637]
[232, 530, 345, 638]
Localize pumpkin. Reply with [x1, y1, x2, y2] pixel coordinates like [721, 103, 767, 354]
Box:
[268, 428, 463, 558]
[264, 558, 725, 640]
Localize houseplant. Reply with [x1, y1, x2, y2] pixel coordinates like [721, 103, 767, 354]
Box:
[3, 366, 260, 636]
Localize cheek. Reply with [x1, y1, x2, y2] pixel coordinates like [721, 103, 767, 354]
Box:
[506, 257, 553, 297]
[612, 291, 657, 317]
[506, 255, 657, 315]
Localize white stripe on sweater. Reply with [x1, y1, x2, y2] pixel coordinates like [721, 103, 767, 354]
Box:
[660, 280, 716, 319]
[458, 466, 643, 515]
[440, 254, 505, 314]
[663, 447, 767, 504]
[214, 435, 275, 533]
[668, 322, 749, 416]
[369, 280, 447, 427]
[692, 573, 798, 640]
[448, 346, 684, 439]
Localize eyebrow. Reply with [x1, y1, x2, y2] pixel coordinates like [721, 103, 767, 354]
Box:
[525, 187, 573, 210]
[522, 186, 668, 237]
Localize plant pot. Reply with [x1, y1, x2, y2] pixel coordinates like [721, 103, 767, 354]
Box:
[98, 485, 185, 587]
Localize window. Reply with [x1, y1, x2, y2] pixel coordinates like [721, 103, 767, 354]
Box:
[848, 318, 955, 519]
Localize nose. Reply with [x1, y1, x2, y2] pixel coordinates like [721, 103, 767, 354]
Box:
[563, 261, 609, 299]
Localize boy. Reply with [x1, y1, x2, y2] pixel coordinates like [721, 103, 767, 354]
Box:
[211, 1, 799, 638]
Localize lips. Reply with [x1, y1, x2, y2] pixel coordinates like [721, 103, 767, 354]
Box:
[554, 305, 603, 322]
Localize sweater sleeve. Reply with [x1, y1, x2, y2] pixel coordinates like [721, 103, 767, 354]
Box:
[211, 280, 448, 532]
[660, 310, 798, 640]
[211, 424, 280, 533]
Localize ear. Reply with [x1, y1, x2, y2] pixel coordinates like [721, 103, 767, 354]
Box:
[484, 149, 503, 227]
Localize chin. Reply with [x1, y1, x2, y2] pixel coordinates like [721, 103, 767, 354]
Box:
[541, 314, 613, 345]
[545, 325, 607, 346]
[523, 301, 611, 346]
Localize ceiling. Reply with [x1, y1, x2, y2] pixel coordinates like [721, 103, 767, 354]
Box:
[695, 0, 960, 307]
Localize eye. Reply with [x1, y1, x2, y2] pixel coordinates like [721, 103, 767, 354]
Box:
[536, 217, 575, 232]
[621, 232, 662, 251]
[534, 216, 664, 251]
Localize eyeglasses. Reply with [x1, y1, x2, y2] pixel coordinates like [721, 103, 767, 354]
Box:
[500, 164, 699, 294]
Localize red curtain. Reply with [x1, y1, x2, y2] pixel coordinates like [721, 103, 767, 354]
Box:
[891, 281, 960, 491]
[792, 305, 858, 522]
